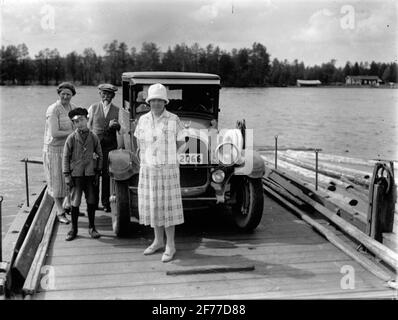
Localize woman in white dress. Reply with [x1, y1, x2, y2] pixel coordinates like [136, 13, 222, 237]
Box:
[134, 83, 185, 262]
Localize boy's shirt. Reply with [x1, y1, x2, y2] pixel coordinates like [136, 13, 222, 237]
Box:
[63, 128, 103, 177]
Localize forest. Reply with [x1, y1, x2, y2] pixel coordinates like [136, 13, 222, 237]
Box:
[1, 41, 397, 87]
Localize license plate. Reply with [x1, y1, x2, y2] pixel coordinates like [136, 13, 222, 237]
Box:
[179, 153, 203, 165]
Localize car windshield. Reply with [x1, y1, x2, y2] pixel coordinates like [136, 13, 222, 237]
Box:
[133, 84, 218, 116]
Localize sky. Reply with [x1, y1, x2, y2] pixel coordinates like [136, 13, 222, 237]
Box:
[0, 0, 397, 67]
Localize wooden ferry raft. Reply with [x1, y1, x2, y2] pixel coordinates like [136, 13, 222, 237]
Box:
[0, 151, 397, 299]
[28, 196, 398, 299]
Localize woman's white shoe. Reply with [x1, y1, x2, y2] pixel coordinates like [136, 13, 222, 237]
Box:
[161, 248, 176, 263]
[143, 243, 164, 255]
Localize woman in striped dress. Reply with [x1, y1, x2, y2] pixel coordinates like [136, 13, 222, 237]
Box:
[134, 83, 186, 263]
[43, 82, 77, 224]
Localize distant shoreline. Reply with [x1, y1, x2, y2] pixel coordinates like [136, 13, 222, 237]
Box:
[1, 83, 397, 89]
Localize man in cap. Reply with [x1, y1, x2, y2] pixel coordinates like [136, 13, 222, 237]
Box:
[88, 84, 121, 212]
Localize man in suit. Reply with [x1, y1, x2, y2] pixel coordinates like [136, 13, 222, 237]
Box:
[88, 83, 120, 212]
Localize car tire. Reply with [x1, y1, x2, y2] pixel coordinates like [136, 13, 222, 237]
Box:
[232, 177, 264, 231]
[110, 178, 130, 237]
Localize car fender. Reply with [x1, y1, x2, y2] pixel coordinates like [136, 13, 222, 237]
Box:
[233, 150, 265, 178]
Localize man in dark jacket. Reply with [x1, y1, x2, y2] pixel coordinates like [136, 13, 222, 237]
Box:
[88, 84, 120, 212]
[63, 108, 103, 241]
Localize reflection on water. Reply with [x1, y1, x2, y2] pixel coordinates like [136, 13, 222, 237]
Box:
[0, 85, 397, 234]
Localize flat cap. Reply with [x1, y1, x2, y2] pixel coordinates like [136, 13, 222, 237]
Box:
[57, 82, 76, 96]
[68, 107, 88, 120]
[98, 83, 118, 92]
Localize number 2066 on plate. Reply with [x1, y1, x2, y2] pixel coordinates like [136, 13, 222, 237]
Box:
[179, 153, 203, 165]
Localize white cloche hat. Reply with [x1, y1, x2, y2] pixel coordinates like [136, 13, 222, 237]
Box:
[146, 83, 169, 104]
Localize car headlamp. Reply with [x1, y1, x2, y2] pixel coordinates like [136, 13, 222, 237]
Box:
[211, 169, 225, 183]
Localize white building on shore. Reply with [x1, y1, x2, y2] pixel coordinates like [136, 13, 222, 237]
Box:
[345, 75, 382, 86]
[296, 79, 322, 87]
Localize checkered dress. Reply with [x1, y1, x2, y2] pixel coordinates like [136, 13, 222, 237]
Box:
[43, 101, 76, 198]
[134, 110, 185, 227]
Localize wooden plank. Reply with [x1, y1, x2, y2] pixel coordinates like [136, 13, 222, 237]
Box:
[13, 191, 54, 280]
[46, 237, 333, 258]
[52, 242, 347, 260]
[46, 233, 329, 258]
[51, 264, 356, 289]
[283, 150, 377, 167]
[280, 152, 372, 181]
[38, 283, 394, 300]
[263, 180, 305, 207]
[263, 185, 394, 282]
[46, 244, 350, 266]
[48, 235, 327, 253]
[48, 225, 322, 250]
[52, 213, 305, 229]
[198, 287, 396, 300]
[264, 176, 368, 230]
[0, 185, 46, 297]
[38, 265, 382, 293]
[52, 221, 312, 237]
[263, 154, 371, 207]
[278, 165, 369, 208]
[44, 255, 362, 279]
[166, 265, 255, 276]
[262, 155, 354, 189]
[33, 271, 388, 299]
[267, 168, 398, 272]
[22, 206, 57, 296]
[1, 185, 46, 264]
[296, 289, 396, 299]
[299, 180, 368, 230]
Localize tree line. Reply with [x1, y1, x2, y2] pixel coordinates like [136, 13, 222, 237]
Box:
[1, 41, 397, 87]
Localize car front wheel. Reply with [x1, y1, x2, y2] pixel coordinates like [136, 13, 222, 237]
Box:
[231, 177, 264, 231]
[110, 178, 130, 237]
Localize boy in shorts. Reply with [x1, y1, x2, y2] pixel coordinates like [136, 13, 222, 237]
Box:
[63, 107, 103, 241]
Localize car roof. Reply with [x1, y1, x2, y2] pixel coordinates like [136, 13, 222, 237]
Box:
[122, 72, 221, 85]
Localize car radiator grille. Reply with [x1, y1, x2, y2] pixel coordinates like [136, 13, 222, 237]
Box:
[180, 167, 208, 187]
[179, 137, 209, 187]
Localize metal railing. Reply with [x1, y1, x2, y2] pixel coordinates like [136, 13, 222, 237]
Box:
[20, 158, 43, 207]
[0, 195, 3, 262]
[273, 136, 321, 190]
[315, 149, 321, 190]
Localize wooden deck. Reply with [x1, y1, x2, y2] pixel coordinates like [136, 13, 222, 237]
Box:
[32, 192, 396, 300]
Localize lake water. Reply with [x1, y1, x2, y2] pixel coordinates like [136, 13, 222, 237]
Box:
[0, 86, 397, 235]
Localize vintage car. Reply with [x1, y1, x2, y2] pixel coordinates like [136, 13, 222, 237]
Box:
[108, 72, 265, 236]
